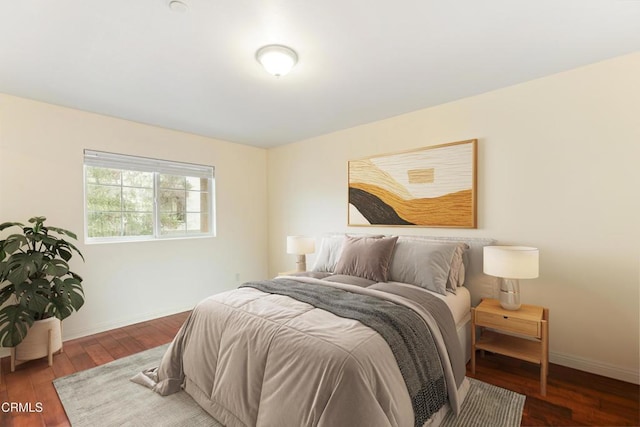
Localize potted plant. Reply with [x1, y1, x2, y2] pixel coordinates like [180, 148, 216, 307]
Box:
[0, 216, 85, 370]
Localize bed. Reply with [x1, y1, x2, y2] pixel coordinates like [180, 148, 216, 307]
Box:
[135, 234, 497, 427]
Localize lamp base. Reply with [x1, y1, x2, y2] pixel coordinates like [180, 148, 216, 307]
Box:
[499, 278, 521, 310]
[295, 255, 307, 272]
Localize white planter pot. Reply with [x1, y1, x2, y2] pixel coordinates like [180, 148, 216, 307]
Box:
[11, 317, 63, 371]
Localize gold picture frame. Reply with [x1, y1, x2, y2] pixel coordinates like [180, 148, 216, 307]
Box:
[348, 139, 477, 228]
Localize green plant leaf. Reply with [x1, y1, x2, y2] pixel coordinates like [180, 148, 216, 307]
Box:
[0, 304, 34, 347]
[13, 276, 51, 317]
[0, 283, 15, 306]
[5, 252, 43, 284]
[48, 226, 78, 240]
[58, 239, 84, 262]
[0, 222, 23, 232]
[0, 260, 7, 279]
[45, 259, 69, 277]
[69, 271, 84, 282]
[28, 216, 46, 224]
[7, 264, 29, 285]
[41, 235, 58, 248]
[57, 248, 72, 262]
[2, 234, 28, 254]
[25, 292, 50, 315]
[50, 277, 84, 320]
[27, 233, 42, 242]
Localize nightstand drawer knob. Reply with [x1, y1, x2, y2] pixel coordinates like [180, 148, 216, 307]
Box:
[503, 316, 508, 319]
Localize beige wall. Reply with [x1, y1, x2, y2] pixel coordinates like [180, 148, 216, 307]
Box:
[0, 94, 269, 351]
[268, 53, 640, 383]
[1, 53, 637, 384]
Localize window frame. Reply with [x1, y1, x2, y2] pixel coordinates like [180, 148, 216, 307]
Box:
[83, 149, 215, 244]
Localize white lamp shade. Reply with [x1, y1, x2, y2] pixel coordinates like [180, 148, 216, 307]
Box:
[286, 236, 315, 255]
[256, 45, 298, 77]
[483, 246, 539, 279]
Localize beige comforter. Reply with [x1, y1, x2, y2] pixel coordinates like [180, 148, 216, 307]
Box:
[141, 277, 466, 427]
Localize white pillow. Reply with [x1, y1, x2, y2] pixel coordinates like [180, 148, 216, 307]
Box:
[311, 235, 345, 272]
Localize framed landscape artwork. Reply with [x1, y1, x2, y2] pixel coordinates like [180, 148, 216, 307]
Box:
[348, 139, 477, 228]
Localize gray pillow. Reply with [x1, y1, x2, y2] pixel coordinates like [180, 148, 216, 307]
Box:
[388, 240, 461, 295]
[311, 234, 386, 273]
[448, 243, 469, 291]
[334, 236, 398, 282]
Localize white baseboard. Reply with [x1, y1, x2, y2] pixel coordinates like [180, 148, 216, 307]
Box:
[0, 305, 194, 359]
[550, 351, 640, 385]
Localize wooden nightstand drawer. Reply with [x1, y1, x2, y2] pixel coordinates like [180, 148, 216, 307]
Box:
[476, 310, 540, 338]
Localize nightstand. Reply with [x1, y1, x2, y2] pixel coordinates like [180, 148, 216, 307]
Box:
[471, 298, 549, 395]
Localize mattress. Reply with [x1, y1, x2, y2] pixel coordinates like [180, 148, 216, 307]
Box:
[385, 281, 471, 327]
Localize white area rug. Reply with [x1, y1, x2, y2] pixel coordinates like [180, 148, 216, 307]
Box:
[54, 344, 525, 427]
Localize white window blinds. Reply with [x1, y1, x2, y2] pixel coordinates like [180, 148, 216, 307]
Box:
[83, 150, 214, 179]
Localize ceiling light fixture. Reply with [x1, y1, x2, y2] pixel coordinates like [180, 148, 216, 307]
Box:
[168, 0, 188, 13]
[256, 45, 298, 77]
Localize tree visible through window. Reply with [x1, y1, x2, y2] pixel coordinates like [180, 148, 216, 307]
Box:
[84, 150, 214, 242]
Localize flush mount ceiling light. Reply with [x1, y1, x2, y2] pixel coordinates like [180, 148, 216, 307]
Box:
[256, 45, 298, 77]
[168, 0, 188, 13]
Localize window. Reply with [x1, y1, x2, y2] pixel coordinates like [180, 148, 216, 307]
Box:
[84, 150, 215, 243]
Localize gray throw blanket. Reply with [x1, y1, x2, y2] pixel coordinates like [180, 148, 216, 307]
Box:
[241, 279, 447, 427]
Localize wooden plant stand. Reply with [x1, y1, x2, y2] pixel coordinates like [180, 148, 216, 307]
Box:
[10, 318, 64, 372]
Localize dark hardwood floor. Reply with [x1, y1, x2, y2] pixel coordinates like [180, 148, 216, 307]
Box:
[467, 353, 639, 426]
[1, 312, 638, 426]
[0, 311, 190, 427]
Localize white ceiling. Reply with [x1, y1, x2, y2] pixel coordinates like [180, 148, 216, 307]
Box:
[1, 1, 639, 148]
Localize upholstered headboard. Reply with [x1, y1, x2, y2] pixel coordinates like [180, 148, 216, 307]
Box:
[312, 233, 499, 306]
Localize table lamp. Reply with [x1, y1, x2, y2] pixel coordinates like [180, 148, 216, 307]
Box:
[286, 236, 315, 272]
[483, 246, 539, 310]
